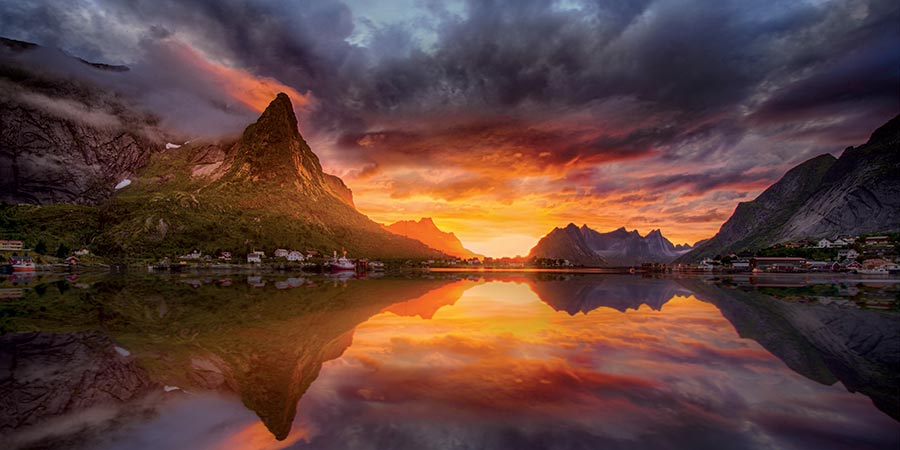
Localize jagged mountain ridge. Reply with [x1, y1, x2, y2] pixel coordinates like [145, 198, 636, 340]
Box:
[680, 115, 900, 262]
[528, 223, 692, 266]
[383, 218, 481, 259]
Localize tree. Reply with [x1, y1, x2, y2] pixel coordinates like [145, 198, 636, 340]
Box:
[55, 243, 70, 258]
[34, 241, 47, 254]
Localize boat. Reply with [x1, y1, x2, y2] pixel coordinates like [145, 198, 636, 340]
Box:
[369, 261, 385, 271]
[10, 256, 36, 272]
[885, 264, 900, 275]
[327, 250, 355, 272]
[857, 267, 888, 276]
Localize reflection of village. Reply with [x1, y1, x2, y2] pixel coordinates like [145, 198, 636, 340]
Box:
[151, 248, 386, 274]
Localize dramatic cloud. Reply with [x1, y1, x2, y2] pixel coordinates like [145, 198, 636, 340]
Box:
[1, 0, 897, 255]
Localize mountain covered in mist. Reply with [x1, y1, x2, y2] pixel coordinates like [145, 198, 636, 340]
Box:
[0, 37, 164, 205]
[383, 218, 481, 259]
[528, 224, 692, 266]
[680, 115, 900, 262]
[0, 38, 444, 259]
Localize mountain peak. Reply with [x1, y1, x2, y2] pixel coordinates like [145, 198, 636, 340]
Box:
[226, 93, 324, 185]
[866, 114, 900, 146]
[255, 93, 301, 141]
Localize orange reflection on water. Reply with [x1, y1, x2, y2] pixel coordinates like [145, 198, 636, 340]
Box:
[211, 420, 311, 450]
[309, 283, 762, 420]
[280, 279, 898, 448]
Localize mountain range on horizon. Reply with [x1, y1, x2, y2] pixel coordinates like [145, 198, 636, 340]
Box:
[527, 224, 692, 267]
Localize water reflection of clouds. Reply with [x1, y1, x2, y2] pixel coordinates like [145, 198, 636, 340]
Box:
[281, 281, 898, 450]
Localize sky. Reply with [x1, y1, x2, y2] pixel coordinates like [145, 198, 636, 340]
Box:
[1, 0, 898, 256]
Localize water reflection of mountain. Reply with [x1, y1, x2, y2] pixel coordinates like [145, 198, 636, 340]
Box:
[382, 280, 476, 319]
[528, 274, 692, 314]
[0, 275, 463, 441]
[681, 279, 900, 421]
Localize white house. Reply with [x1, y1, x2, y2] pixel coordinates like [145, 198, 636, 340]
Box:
[73, 248, 90, 256]
[287, 251, 305, 262]
[274, 249, 290, 258]
[816, 239, 833, 248]
[830, 238, 849, 247]
[838, 248, 859, 260]
[247, 251, 264, 263]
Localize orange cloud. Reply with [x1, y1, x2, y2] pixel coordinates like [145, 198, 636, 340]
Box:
[164, 39, 313, 115]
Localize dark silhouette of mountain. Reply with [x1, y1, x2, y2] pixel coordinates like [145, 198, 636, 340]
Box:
[384, 218, 482, 259]
[528, 223, 692, 266]
[528, 274, 691, 314]
[681, 115, 900, 261]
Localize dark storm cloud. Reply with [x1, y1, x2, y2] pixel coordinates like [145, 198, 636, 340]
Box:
[642, 167, 781, 196]
[3, 0, 898, 138]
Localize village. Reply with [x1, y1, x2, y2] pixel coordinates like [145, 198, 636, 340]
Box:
[668, 234, 900, 274]
[1, 233, 898, 276]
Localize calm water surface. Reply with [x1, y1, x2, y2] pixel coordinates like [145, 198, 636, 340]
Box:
[1, 273, 898, 449]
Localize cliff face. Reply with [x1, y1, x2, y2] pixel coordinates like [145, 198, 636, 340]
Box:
[0, 39, 163, 205]
[528, 223, 691, 266]
[776, 117, 900, 240]
[384, 218, 481, 259]
[681, 115, 900, 261]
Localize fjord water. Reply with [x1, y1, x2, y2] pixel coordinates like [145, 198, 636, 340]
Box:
[2, 274, 898, 449]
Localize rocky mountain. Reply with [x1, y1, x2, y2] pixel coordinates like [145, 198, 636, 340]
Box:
[527, 223, 692, 266]
[85, 93, 446, 259]
[383, 217, 481, 259]
[680, 115, 900, 261]
[0, 37, 164, 205]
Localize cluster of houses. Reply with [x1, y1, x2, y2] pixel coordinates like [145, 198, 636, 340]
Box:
[692, 234, 898, 273]
[814, 235, 891, 248]
[179, 249, 322, 264]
